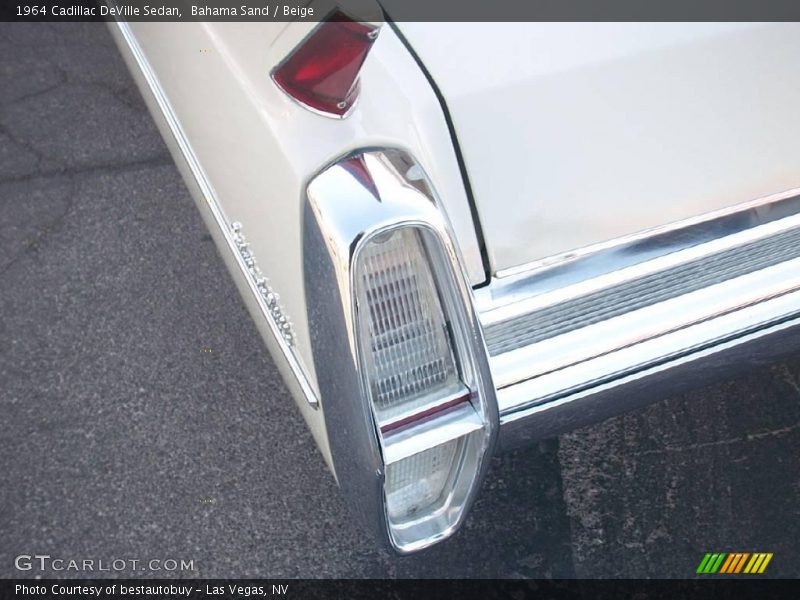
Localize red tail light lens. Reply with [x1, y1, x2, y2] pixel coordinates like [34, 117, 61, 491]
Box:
[272, 12, 379, 117]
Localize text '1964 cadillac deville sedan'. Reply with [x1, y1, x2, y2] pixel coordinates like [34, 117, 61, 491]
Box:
[110, 4, 800, 552]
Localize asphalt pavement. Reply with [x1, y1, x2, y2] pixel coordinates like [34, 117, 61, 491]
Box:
[1, 22, 799, 578]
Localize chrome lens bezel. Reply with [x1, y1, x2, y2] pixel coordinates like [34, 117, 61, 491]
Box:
[304, 149, 498, 553]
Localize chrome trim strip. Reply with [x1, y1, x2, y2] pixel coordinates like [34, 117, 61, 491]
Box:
[382, 403, 483, 465]
[474, 189, 800, 393]
[477, 188, 800, 314]
[485, 225, 800, 355]
[497, 271, 800, 415]
[498, 313, 800, 449]
[478, 187, 800, 430]
[115, 22, 320, 408]
[379, 384, 470, 432]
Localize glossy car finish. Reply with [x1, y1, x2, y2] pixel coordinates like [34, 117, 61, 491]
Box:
[112, 18, 800, 551]
[398, 22, 800, 273]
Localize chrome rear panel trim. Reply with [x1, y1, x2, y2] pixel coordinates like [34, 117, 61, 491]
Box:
[478, 190, 800, 426]
[488, 187, 800, 284]
[497, 284, 800, 415]
[498, 314, 800, 449]
[476, 188, 800, 316]
[485, 225, 800, 355]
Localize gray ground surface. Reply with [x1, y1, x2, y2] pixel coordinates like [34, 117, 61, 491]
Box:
[1, 22, 798, 578]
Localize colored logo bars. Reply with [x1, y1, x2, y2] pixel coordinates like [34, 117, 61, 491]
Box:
[696, 552, 773, 574]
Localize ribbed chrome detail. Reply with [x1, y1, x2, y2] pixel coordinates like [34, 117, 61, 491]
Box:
[478, 189, 800, 425]
[231, 222, 295, 347]
[485, 225, 800, 356]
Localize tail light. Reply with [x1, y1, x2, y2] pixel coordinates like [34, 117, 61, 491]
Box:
[355, 228, 463, 426]
[272, 11, 380, 117]
[354, 222, 490, 551]
[384, 439, 460, 520]
[305, 150, 497, 553]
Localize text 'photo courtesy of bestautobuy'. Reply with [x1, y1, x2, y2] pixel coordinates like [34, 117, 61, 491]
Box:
[1, 0, 800, 589]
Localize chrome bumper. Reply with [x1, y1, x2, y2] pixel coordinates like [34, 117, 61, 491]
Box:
[474, 190, 800, 448]
[304, 151, 800, 551]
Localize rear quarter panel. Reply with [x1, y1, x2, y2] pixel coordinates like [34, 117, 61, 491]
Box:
[112, 20, 483, 468]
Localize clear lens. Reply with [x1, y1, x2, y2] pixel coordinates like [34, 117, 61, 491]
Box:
[353, 224, 490, 549]
[385, 438, 461, 521]
[356, 228, 461, 423]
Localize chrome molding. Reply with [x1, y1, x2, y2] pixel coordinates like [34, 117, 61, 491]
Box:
[477, 188, 800, 436]
[487, 187, 800, 288]
[114, 22, 319, 409]
[497, 278, 800, 413]
[303, 149, 498, 552]
[485, 224, 800, 356]
[498, 313, 800, 449]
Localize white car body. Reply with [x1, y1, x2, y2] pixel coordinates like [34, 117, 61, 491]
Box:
[398, 23, 800, 272]
[111, 17, 800, 552]
[113, 20, 482, 470]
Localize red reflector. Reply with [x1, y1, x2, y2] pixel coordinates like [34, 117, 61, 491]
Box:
[272, 12, 379, 117]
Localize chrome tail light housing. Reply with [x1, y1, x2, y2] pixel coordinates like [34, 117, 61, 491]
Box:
[304, 150, 497, 552]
